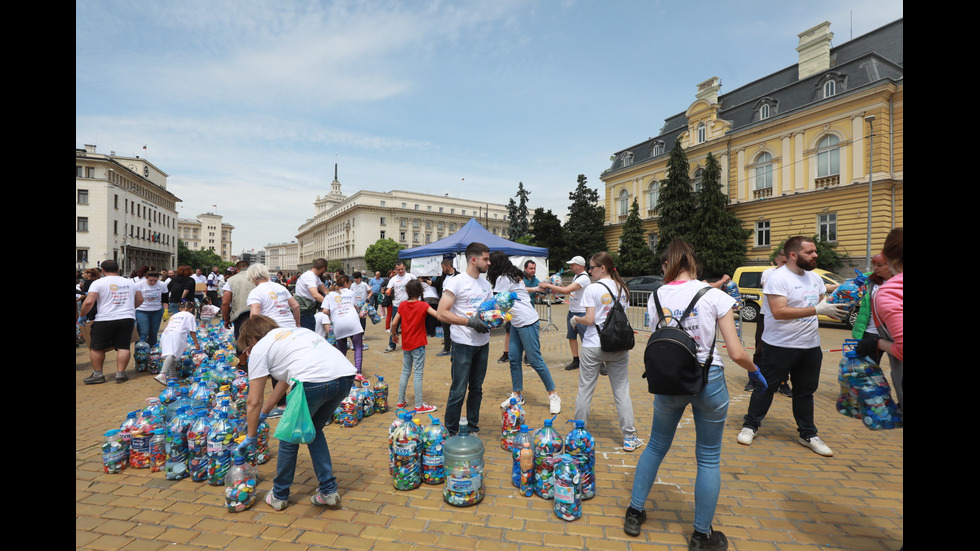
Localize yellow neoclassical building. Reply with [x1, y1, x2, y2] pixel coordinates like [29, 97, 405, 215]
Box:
[601, 19, 903, 270]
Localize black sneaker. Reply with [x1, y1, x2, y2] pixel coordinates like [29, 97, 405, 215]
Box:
[497, 352, 509, 363]
[83, 372, 106, 385]
[563, 358, 580, 371]
[599, 362, 608, 376]
[689, 528, 728, 551]
[623, 506, 646, 537]
[743, 381, 753, 392]
[778, 383, 792, 398]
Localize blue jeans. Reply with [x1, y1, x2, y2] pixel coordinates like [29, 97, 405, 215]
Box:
[629, 365, 728, 533]
[508, 322, 555, 393]
[445, 342, 489, 436]
[135, 309, 163, 346]
[300, 311, 316, 333]
[388, 305, 400, 348]
[399, 346, 426, 407]
[272, 376, 355, 500]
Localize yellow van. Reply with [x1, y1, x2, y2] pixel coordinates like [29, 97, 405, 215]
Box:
[732, 266, 852, 327]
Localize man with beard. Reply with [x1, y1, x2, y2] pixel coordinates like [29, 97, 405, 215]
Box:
[738, 236, 847, 457]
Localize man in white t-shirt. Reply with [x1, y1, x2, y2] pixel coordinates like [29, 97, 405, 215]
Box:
[539, 255, 591, 371]
[192, 268, 207, 304]
[383, 260, 417, 352]
[295, 258, 329, 332]
[437, 242, 493, 436]
[206, 266, 224, 308]
[78, 259, 144, 385]
[739, 236, 848, 457]
[747, 251, 791, 395]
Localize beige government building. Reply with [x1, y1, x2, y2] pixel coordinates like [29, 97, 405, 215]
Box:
[291, 166, 510, 273]
[177, 212, 236, 263]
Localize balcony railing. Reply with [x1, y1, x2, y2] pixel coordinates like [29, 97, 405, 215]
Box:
[753, 187, 773, 199]
[814, 174, 840, 188]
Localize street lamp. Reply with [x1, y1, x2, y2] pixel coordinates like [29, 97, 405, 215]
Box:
[864, 115, 875, 271]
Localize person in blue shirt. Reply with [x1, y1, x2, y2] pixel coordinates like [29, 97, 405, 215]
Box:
[368, 271, 384, 309]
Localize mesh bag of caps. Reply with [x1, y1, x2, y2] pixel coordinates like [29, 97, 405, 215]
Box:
[836, 339, 902, 430]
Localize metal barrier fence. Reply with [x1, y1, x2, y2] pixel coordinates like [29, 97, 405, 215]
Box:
[534, 300, 560, 332]
[626, 290, 653, 333]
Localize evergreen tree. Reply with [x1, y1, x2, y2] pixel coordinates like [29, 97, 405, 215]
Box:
[507, 182, 531, 241]
[618, 197, 656, 276]
[506, 198, 519, 240]
[529, 207, 566, 267]
[654, 139, 698, 271]
[564, 174, 607, 261]
[690, 152, 751, 277]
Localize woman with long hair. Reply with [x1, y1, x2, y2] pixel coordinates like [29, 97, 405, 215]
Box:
[487, 251, 562, 414]
[873, 228, 903, 411]
[624, 239, 766, 550]
[570, 252, 639, 449]
[321, 274, 365, 373]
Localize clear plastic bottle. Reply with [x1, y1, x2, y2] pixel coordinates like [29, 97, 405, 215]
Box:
[224, 454, 259, 512]
[501, 398, 526, 451]
[391, 413, 421, 491]
[564, 419, 596, 499]
[553, 454, 582, 521]
[388, 410, 410, 474]
[148, 343, 163, 375]
[207, 410, 239, 485]
[373, 375, 389, 413]
[119, 410, 140, 449]
[829, 269, 869, 304]
[361, 380, 375, 418]
[442, 423, 485, 506]
[102, 429, 128, 474]
[518, 442, 534, 497]
[129, 409, 162, 469]
[165, 406, 192, 480]
[134, 340, 151, 372]
[511, 424, 533, 489]
[186, 407, 213, 482]
[533, 416, 563, 499]
[421, 415, 449, 485]
[159, 379, 181, 408]
[149, 428, 167, 473]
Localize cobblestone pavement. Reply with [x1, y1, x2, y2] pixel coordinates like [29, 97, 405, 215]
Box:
[76, 305, 903, 550]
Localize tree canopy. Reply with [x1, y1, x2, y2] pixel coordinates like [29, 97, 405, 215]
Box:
[364, 238, 406, 275]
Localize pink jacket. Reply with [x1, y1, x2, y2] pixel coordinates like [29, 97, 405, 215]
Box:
[872, 272, 903, 361]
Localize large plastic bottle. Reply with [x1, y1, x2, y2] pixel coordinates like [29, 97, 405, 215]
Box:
[533, 416, 563, 499]
[421, 415, 449, 485]
[148, 343, 163, 375]
[231, 370, 249, 413]
[129, 409, 162, 469]
[159, 379, 181, 408]
[511, 424, 533, 489]
[564, 420, 596, 499]
[207, 410, 239, 485]
[388, 410, 410, 474]
[361, 379, 375, 418]
[553, 454, 583, 521]
[134, 340, 151, 372]
[336, 390, 359, 428]
[164, 406, 192, 480]
[255, 418, 272, 465]
[119, 410, 140, 449]
[374, 375, 389, 413]
[186, 407, 212, 482]
[442, 423, 485, 506]
[518, 442, 534, 497]
[149, 428, 167, 473]
[501, 398, 526, 451]
[391, 413, 422, 491]
[829, 269, 869, 304]
[224, 454, 259, 512]
[102, 429, 128, 474]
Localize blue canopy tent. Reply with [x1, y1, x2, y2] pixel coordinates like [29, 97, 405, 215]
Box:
[398, 218, 549, 276]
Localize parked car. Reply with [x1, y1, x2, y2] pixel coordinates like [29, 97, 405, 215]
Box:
[732, 266, 855, 327]
[624, 275, 665, 306]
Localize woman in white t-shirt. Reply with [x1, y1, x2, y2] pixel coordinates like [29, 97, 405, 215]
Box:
[321, 274, 365, 373]
[624, 239, 766, 547]
[235, 315, 357, 511]
[135, 271, 169, 346]
[570, 252, 639, 451]
[246, 263, 300, 328]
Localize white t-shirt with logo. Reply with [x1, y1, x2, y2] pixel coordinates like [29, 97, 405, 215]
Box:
[295, 270, 322, 302]
[350, 281, 370, 302]
[136, 280, 169, 312]
[580, 278, 630, 349]
[761, 266, 825, 349]
[492, 276, 536, 328]
[387, 272, 417, 307]
[247, 281, 297, 328]
[323, 289, 364, 339]
[247, 327, 357, 385]
[160, 311, 198, 357]
[567, 272, 592, 313]
[444, 272, 493, 347]
[647, 280, 735, 368]
[89, 275, 138, 321]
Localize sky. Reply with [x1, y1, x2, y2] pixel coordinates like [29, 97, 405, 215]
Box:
[76, 0, 903, 253]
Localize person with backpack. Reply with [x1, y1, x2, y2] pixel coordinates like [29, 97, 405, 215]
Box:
[624, 239, 767, 550]
[568, 252, 641, 451]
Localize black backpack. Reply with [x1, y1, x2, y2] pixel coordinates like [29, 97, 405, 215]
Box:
[596, 282, 635, 353]
[642, 286, 715, 395]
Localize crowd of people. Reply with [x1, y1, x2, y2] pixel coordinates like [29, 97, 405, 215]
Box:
[76, 229, 903, 549]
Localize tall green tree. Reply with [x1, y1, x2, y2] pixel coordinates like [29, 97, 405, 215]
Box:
[177, 239, 227, 271]
[507, 182, 532, 241]
[529, 207, 566, 268]
[364, 238, 405, 275]
[618, 198, 656, 276]
[690, 152, 751, 277]
[654, 139, 698, 271]
[564, 174, 607, 261]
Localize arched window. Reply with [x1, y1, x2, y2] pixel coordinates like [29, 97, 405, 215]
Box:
[760, 103, 770, 120]
[755, 153, 773, 190]
[650, 141, 665, 156]
[697, 122, 706, 144]
[620, 151, 634, 167]
[816, 135, 840, 177]
[647, 181, 660, 210]
[693, 168, 703, 192]
[618, 189, 630, 216]
[823, 80, 836, 98]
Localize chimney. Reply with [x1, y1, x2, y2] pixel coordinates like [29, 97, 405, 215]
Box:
[84, 144, 97, 153]
[796, 21, 834, 80]
[695, 76, 722, 105]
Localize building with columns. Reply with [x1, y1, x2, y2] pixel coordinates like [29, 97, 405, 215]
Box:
[75, 144, 180, 273]
[600, 19, 903, 269]
[294, 165, 510, 273]
[177, 213, 235, 262]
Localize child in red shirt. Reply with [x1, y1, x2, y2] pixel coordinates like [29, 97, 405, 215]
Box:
[391, 280, 439, 414]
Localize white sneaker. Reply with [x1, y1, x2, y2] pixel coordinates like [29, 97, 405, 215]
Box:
[737, 427, 756, 445]
[799, 436, 833, 457]
[500, 392, 524, 408]
[549, 393, 561, 414]
[153, 373, 167, 386]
